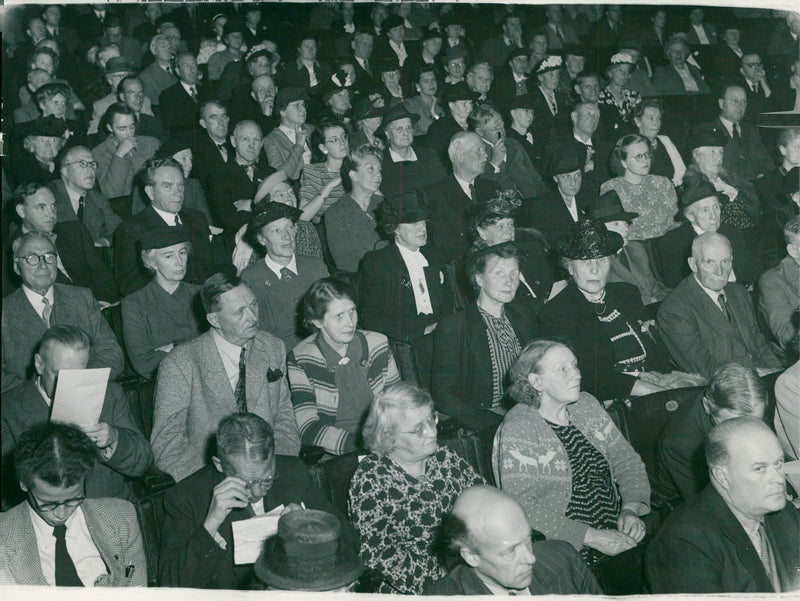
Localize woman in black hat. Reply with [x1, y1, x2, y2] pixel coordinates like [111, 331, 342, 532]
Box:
[432, 242, 536, 432]
[349, 95, 387, 152]
[375, 55, 405, 108]
[121, 227, 202, 379]
[538, 220, 704, 403]
[599, 52, 642, 128]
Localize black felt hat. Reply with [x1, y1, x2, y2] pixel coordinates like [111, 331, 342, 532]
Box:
[679, 181, 722, 211]
[442, 81, 478, 104]
[474, 189, 523, 228]
[247, 201, 302, 237]
[156, 133, 193, 159]
[382, 14, 405, 33]
[140, 226, 190, 250]
[687, 126, 726, 151]
[557, 219, 624, 260]
[379, 189, 431, 234]
[352, 95, 388, 121]
[505, 93, 536, 112]
[591, 190, 639, 223]
[274, 87, 308, 113]
[26, 115, 68, 137]
[547, 145, 583, 176]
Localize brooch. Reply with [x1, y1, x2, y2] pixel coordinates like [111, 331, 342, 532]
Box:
[400, 277, 412, 289]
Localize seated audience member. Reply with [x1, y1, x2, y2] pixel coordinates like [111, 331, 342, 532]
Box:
[504, 94, 538, 168]
[263, 87, 314, 183]
[288, 277, 400, 456]
[2, 232, 124, 393]
[87, 58, 138, 137]
[132, 135, 213, 223]
[92, 103, 160, 199]
[10, 183, 118, 304]
[425, 82, 476, 164]
[545, 100, 609, 190]
[229, 74, 278, 135]
[633, 99, 686, 187]
[556, 45, 587, 106]
[494, 340, 651, 568]
[469, 103, 548, 203]
[240, 203, 328, 350]
[439, 13, 473, 67]
[539, 220, 701, 402]
[280, 33, 332, 95]
[193, 100, 233, 189]
[11, 116, 68, 186]
[160, 413, 338, 589]
[599, 52, 642, 131]
[757, 130, 800, 242]
[2, 325, 152, 501]
[465, 62, 493, 105]
[0, 423, 147, 587]
[349, 383, 485, 594]
[652, 36, 712, 96]
[404, 66, 445, 137]
[379, 106, 446, 200]
[433, 242, 535, 431]
[158, 52, 210, 135]
[49, 146, 121, 246]
[138, 34, 178, 110]
[759, 217, 800, 351]
[492, 48, 531, 102]
[573, 71, 601, 105]
[320, 71, 354, 129]
[775, 354, 799, 460]
[526, 32, 549, 74]
[600, 134, 679, 240]
[403, 29, 443, 92]
[13, 69, 53, 126]
[479, 13, 524, 69]
[773, 56, 800, 112]
[222, 48, 277, 119]
[207, 19, 246, 82]
[100, 16, 143, 68]
[151, 273, 301, 482]
[373, 55, 404, 108]
[654, 182, 762, 289]
[121, 228, 202, 380]
[685, 6, 717, 45]
[349, 96, 386, 152]
[254, 509, 364, 592]
[359, 190, 451, 384]
[116, 76, 166, 142]
[655, 362, 767, 503]
[646, 417, 800, 593]
[31, 82, 86, 143]
[324, 145, 384, 272]
[616, 41, 656, 99]
[594, 190, 670, 307]
[299, 119, 348, 223]
[114, 157, 219, 297]
[736, 53, 775, 122]
[426, 485, 602, 595]
[530, 55, 568, 145]
[657, 233, 783, 378]
[710, 18, 746, 89]
[207, 120, 275, 246]
[374, 14, 409, 70]
[350, 29, 377, 97]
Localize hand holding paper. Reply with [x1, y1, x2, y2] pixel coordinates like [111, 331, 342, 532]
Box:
[50, 368, 110, 427]
[232, 505, 284, 565]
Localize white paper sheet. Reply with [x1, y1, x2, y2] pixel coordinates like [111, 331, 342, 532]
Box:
[232, 504, 284, 565]
[50, 368, 110, 426]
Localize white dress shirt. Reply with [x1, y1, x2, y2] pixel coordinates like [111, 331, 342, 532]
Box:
[692, 24, 710, 45]
[264, 254, 298, 279]
[389, 40, 408, 66]
[454, 174, 475, 198]
[22, 285, 55, 322]
[152, 206, 181, 226]
[396, 242, 433, 315]
[211, 329, 247, 391]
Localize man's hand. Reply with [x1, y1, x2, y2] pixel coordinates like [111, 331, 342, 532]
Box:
[81, 422, 118, 450]
[296, 127, 309, 147]
[204, 477, 251, 536]
[114, 137, 138, 158]
[490, 138, 507, 168]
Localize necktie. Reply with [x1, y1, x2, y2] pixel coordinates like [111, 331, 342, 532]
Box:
[41, 297, 53, 327]
[717, 293, 731, 321]
[468, 182, 476, 200]
[280, 267, 294, 281]
[174, 213, 182, 226]
[752, 82, 759, 94]
[235, 346, 247, 413]
[53, 525, 83, 587]
[556, 26, 565, 45]
[246, 165, 255, 181]
[364, 59, 372, 76]
[189, 86, 197, 102]
[757, 524, 781, 592]
[619, 248, 631, 271]
[217, 143, 228, 161]
[733, 123, 742, 142]
[515, 80, 527, 96]
[76, 196, 85, 222]
[165, 65, 173, 75]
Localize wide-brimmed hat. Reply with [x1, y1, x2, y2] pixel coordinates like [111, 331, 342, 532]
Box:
[382, 14, 405, 33]
[443, 81, 478, 104]
[504, 93, 535, 112]
[687, 126, 726, 151]
[352, 95, 387, 121]
[534, 55, 563, 75]
[156, 133, 193, 159]
[378, 189, 431, 234]
[247, 201, 302, 237]
[608, 52, 637, 68]
[591, 190, 639, 223]
[26, 115, 69, 138]
[104, 56, 136, 76]
[442, 45, 468, 65]
[223, 17, 246, 38]
[374, 54, 401, 75]
[274, 87, 308, 113]
[562, 44, 587, 58]
[508, 47, 529, 62]
[547, 145, 583, 176]
[557, 219, 624, 260]
[379, 106, 419, 133]
[474, 189, 523, 229]
[679, 181, 723, 211]
[254, 510, 364, 591]
[421, 28, 444, 43]
[140, 226, 190, 250]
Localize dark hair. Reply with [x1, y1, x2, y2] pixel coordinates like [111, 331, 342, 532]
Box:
[310, 118, 347, 163]
[200, 99, 227, 120]
[40, 325, 93, 356]
[201, 273, 245, 314]
[441, 511, 477, 555]
[467, 103, 501, 132]
[116, 75, 141, 96]
[102, 101, 135, 130]
[34, 82, 69, 106]
[633, 98, 663, 121]
[610, 133, 650, 176]
[467, 242, 520, 291]
[29, 46, 59, 71]
[15, 422, 97, 489]
[141, 156, 183, 188]
[216, 413, 275, 464]
[416, 65, 438, 86]
[13, 182, 49, 207]
[501, 13, 520, 29]
[340, 144, 383, 193]
[302, 277, 355, 329]
[173, 50, 196, 72]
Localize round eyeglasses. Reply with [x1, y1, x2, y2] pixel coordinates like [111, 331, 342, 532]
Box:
[400, 414, 439, 438]
[62, 160, 99, 170]
[16, 253, 58, 266]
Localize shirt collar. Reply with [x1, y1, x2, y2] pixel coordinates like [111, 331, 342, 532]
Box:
[264, 253, 298, 278]
[719, 116, 737, 136]
[395, 241, 428, 265]
[180, 81, 196, 95]
[35, 376, 53, 407]
[574, 131, 593, 145]
[211, 327, 247, 357]
[389, 146, 417, 162]
[152, 206, 180, 225]
[29, 502, 85, 541]
[693, 274, 727, 303]
[22, 284, 55, 311]
[454, 174, 474, 196]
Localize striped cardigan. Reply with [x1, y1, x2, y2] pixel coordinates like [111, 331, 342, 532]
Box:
[288, 329, 401, 455]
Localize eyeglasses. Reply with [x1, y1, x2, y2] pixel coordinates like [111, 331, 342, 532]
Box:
[28, 490, 86, 512]
[15, 253, 57, 266]
[399, 414, 438, 437]
[390, 125, 414, 135]
[629, 152, 652, 162]
[62, 160, 98, 170]
[326, 134, 348, 145]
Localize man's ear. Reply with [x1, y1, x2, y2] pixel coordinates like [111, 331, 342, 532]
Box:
[688, 256, 698, 274]
[34, 353, 44, 377]
[19, 481, 29, 493]
[207, 311, 220, 329]
[15, 204, 26, 221]
[144, 185, 155, 202]
[460, 546, 481, 569]
[212, 456, 224, 473]
[709, 464, 730, 492]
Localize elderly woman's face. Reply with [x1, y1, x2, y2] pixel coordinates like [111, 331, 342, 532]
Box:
[530, 346, 581, 406]
[478, 217, 515, 245]
[694, 146, 724, 177]
[608, 63, 631, 86]
[314, 297, 357, 347]
[635, 107, 662, 139]
[668, 43, 689, 66]
[568, 256, 611, 296]
[172, 148, 193, 178]
[352, 154, 383, 192]
[391, 403, 438, 462]
[258, 217, 296, 261]
[148, 242, 190, 282]
[476, 256, 520, 305]
[270, 182, 298, 207]
[26, 135, 64, 163]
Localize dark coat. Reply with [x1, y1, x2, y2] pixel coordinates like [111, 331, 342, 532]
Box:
[694, 118, 774, 183]
[358, 242, 452, 342]
[432, 302, 535, 432]
[527, 189, 590, 247]
[530, 86, 568, 146]
[646, 484, 800, 593]
[733, 74, 775, 123]
[380, 145, 446, 201]
[652, 64, 712, 96]
[538, 281, 672, 402]
[278, 59, 332, 94]
[491, 67, 532, 103]
[159, 459, 339, 589]
[48, 179, 122, 244]
[423, 114, 468, 165]
[192, 133, 232, 188]
[158, 82, 212, 134]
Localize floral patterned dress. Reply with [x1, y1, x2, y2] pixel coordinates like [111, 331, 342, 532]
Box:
[600, 175, 679, 240]
[348, 447, 485, 593]
[599, 87, 642, 125]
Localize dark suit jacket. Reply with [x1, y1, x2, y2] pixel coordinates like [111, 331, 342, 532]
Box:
[426, 175, 500, 264]
[278, 59, 332, 94]
[657, 276, 783, 378]
[652, 64, 712, 96]
[734, 74, 774, 123]
[478, 35, 520, 68]
[432, 302, 535, 431]
[1, 283, 124, 392]
[530, 86, 568, 146]
[646, 484, 800, 593]
[380, 145, 447, 201]
[113, 205, 218, 297]
[48, 179, 122, 244]
[528, 189, 590, 247]
[686, 24, 718, 46]
[158, 82, 211, 133]
[159, 458, 338, 589]
[1, 379, 151, 503]
[653, 221, 762, 288]
[135, 112, 168, 142]
[351, 55, 377, 97]
[538, 281, 673, 401]
[423, 114, 468, 165]
[491, 67, 531, 103]
[192, 133, 232, 188]
[696, 118, 773, 183]
[424, 540, 601, 595]
[359, 242, 452, 342]
[77, 9, 116, 40]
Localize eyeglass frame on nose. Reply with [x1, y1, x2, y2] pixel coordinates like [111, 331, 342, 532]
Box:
[15, 252, 58, 266]
[62, 160, 99, 170]
[629, 152, 652, 162]
[28, 489, 87, 512]
[399, 413, 439, 437]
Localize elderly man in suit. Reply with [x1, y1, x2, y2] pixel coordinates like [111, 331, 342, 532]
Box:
[151, 273, 301, 482]
[113, 157, 220, 297]
[646, 417, 800, 593]
[159, 413, 337, 589]
[158, 52, 210, 135]
[2, 325, 152, 504]
[138, 33, 178, 110]
[193, 100, 233, 188]
[116, 77, 167, 142]
[2, 232, 123, 393]
[736, 53, 775, 122]
[425, 486, 601, 595]
[0, 422, 147, 586]
[86, 57, 140, 137]
[657, 232, 783, 378]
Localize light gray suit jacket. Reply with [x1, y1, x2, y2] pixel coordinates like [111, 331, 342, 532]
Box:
[0, 498, 147, 586]
[151, 330, 301, 481]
